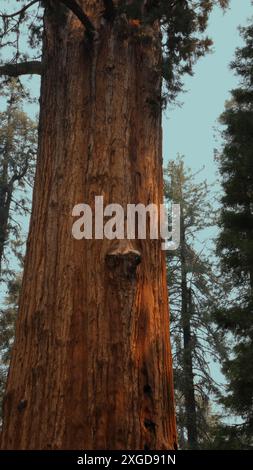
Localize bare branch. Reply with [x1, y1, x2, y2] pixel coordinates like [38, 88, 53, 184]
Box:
[1, 0, 96, 37]
[0, 61, 42, 77]
[0, 0, 40, 19]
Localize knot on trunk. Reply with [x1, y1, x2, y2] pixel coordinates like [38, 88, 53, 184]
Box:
[105, 240, 141, 279]
[17, 399, 27, 412]
[144, 419, 156, 434]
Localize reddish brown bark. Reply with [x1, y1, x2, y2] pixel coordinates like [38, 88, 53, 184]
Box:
[1, 1, 177, 450]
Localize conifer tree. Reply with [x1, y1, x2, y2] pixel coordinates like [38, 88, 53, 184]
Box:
[165, 157, 226, 449]
[216, 19, 253, 448]
[0, 275, 21, 424]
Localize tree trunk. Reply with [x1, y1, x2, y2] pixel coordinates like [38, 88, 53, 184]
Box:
[180, 215, 198, 449]
[1, 2, 176, 450]
[0, 186, 12, 276]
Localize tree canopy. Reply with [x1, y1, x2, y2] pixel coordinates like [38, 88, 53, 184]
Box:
[0, 0, 229, 101]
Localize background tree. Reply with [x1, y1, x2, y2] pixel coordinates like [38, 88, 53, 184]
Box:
[0, 79, 37, 281]
[0, 275, 21, 425]
[0, 1, 228, 450]
[0, 78, 36, 426]
[215, 19, 253, 449]
[165, 157, 226, 449]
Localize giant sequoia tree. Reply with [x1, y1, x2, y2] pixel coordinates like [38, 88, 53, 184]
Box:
[0, 0, 228, 450]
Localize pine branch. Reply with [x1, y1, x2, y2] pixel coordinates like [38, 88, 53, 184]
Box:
[0, 61, 42, 77]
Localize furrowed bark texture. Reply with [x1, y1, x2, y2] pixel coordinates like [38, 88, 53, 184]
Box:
[1, 1, 177, 450]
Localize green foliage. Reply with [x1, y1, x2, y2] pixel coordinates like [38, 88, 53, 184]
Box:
[119, 0, 229, 101]
[0, 1, 229, 102]
[216, 18, 253, 448]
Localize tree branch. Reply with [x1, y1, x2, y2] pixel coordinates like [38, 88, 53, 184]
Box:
[1, 0, 96, 39]
[0, 0, 40, 19]
[58, 0, 96, 37]
[0, 61, 42, 77]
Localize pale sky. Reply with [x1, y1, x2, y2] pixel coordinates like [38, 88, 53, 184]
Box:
[164, 0, 253, 180]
